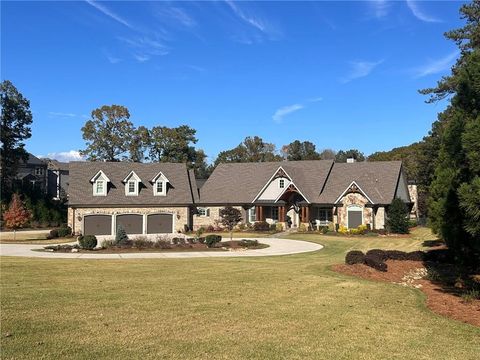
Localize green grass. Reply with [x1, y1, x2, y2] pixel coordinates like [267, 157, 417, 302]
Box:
[1, 227, 478, 359]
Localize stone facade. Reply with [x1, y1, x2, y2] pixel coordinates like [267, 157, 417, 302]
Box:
[408, 184, 418, 219]
[68, 206, 190, 236]
[335, 192, 376, 229]
[192, 206, 246, 230]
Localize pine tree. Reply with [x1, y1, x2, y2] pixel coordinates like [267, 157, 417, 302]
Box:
[386, 198, 409, 234]
[115, 224, 129, 245]
[3, 194, 31, 240]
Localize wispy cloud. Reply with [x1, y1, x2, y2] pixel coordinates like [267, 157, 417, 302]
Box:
[341, 59, 384, 83]
[371, 0, 390, 19]
[157, 6, 196, 27]
[86, 0, 134, 29]
[49, 112, 80, 118]
[406, 0, 442, 23]
[307, 97, 323, 103]
[118, 35, 169, 62]
[272, 104, 304, 123]
[225, 0, 266, 32]
[38, 150, 85, 162]
[412, 51, 459, 78]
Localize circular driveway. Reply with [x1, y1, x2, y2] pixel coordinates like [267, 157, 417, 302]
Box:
[0, 238, 323, 259]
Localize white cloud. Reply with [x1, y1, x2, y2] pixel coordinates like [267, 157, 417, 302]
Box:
[413, 51, 459, 78]
[106, 55, 122, 64]
[225, 0, 267, 32]
[48, 112, 77, 118]
[406, 0, 442, 23]
[272, 104, 304, 123]
[307, 97, 323, 103]
[159, 6, 196, 27]
[341, 59, 383, 83]
[118, 35, 169, 62]
[86, 0, 134, 29]
[372, 0, 390, 18]
[38, 151, 85, 162]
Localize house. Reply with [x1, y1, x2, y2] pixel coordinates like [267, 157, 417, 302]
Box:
[67, 162, 199, 237]
[67, 159, 415, 237]
[16, 153, 48, 193]
[196, 160, 413, 231]
[45, 159, 69, 200]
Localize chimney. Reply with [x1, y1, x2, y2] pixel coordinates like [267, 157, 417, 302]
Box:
[346, 157, 356, 163]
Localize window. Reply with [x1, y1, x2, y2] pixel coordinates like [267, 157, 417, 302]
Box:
[271, 207, 279, 220]
[197, 207, 210, 217]
[128, 181, 136, 193]
[248, 207, 256, 222]
[94, 180, 105, 196]
[279, 179, 285, 188]
[154, 180, 166, 196]
[316, 208, 333, 225]
[35, 167, 44, 175]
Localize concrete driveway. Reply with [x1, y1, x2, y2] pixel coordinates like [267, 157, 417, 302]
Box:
[0, 238, 323, 259]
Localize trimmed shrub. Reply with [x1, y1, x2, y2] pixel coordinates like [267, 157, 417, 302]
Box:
[101, 239, 116, 249]
[154, 239, 171, 249]
[57, 226, 72, 237]
[253, 221, 270, 231]
[424, 249, 453, 263]
[406, 251, 425, 261]
[365, 254, 388, 272]
[49, 229, 59, 238]
[115, 224, 129, 245]
[133, 236, 151, 249]
[205, 234, 222, 248]
[269, 223, 277, 231]
[345, 250, 366, 265]
[386, 198, 410, 234]
[320, 226, 329, 234]
[366, 249, 387, 261]
[172, 237, 186, 246]
[275, 223, 284, 232]
[238, 239, 259, 248]
[78, 235, 97, 250]
[384, 250, 408, 261]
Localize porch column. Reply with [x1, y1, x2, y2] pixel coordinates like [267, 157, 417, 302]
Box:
[255, 206, 260, 221]
[300, 207, 305, 223]
[305, 206, 310, 223]
[278, 206, 284, 222]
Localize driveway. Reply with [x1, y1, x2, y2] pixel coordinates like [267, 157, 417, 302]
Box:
[0, 238, 323, 259]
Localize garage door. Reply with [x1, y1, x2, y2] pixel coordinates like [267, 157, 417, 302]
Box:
[348, 210, 363, 229]
[147, 213, 173, 234]
[116, 214, 143, 234]
[84, 215, 112, 236]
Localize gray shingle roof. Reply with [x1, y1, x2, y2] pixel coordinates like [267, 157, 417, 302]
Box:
[199, 160, 334, 204]
[68, 162, 197, 206]
[317, 161, 403, 204]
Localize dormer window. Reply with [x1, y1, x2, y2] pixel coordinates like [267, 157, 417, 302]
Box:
[151, 171, 170, 197]
[123, 171, 141, 196]
[90, 170, 110, 196]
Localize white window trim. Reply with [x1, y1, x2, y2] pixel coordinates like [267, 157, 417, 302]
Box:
[93, 179, 107, 196]
[126, 180, 139, 196]
[154, 180, 166, 196]
[123, 171, 141, 196]
[197, 207, 210, 217]
[248, 207, 256, 223]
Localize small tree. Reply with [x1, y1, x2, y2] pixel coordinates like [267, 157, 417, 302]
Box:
[3, 194, 31, 240]
[219, 206, 242, 241]
[115, 224, 129, 245]
[386, 198, 410, 234]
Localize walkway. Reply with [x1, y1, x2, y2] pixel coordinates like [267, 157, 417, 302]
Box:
[0, 238, 322, 259]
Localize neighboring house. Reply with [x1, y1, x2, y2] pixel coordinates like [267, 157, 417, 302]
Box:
[196, 160, 414, 231]
[46, 159, 69, 200]
[67, 162, 199, 237]
[16, 153, 48, 193]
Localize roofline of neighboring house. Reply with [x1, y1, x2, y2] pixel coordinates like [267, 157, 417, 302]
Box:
[68, 203, 196, 208]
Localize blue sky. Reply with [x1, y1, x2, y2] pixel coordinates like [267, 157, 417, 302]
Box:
[2, 0, 466, 162]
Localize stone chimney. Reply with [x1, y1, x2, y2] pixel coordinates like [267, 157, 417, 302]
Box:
[346, 157, 356, 163]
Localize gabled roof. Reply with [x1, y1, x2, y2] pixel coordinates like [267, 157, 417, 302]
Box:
[199, 160, 334, 204]
[123, 170, 141, 183]
[151, 171, 170, 183]
[69, 162, 197, 206]
[317, 161, 403, 205]
[90, 170, 110, 183]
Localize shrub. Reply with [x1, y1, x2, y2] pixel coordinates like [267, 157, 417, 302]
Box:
[270, 223, 277, 231]
[253, 221, 270, 231]
[338, 225, 349, 234]
[78, 235, 97, 250]
[384, 250, 408, 261]
[238, 239, 259, 248]
[345, 250, 365, 265]
[424, 249, 453, 263]
[365, 254, 388, 272]
[172, 237, 186, 246]
[115, 224, 129, 245]
[101, 239, 116, 249]
[206, 225, 215, 232]
[187, 237, 196, 244]
[366, 249, 387, 261]
[133, 236, 151, 249]
[319, 226, 329, 234]
[408, 219, 418, 228]
[276, 223, 284, 232]
[57, 226, 72, 237]
[298, 223, 307, 232]
[197, 237, 206, 244]
[386, 198, 410, 234]
[406, 251, 425, 261]
[49, 229, 59, 238]
[205, 234, 222, 248]
[154, 239, 171, 249]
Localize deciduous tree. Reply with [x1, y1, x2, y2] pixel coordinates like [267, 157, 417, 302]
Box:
[335, 149, 365, 162]
[3, 194, 31, 240]
[219, 206, 242, 241]
[282, 140, 320, 161]
[215, 136, 282, 165]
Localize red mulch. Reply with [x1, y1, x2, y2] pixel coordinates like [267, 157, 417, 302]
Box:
[333, 260, 480, 327]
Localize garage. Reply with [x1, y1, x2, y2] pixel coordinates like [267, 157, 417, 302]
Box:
[116, 214, 143, 234]
[84, 215, 112, 236]
[147, 213, 173, 234]
[347, 206, 363, 229]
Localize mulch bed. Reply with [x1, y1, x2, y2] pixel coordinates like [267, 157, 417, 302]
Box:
[333, 260, 480, 327]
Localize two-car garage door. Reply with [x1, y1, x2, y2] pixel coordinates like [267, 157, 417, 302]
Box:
[83, 213, 173, 236]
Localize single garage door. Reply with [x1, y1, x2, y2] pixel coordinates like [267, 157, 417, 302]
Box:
[348, 209, 363, 229]
[84, 215, 112, 236]
[147, 213, 173, 234]
[116, 214, 143, 234]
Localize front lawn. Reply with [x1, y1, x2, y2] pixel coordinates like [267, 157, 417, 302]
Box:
[1, 228, 478, 359]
